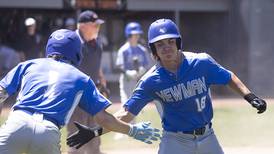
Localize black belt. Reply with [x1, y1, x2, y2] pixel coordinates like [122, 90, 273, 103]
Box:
[182, 123, 212, 135]
[13, 108, 61, 129]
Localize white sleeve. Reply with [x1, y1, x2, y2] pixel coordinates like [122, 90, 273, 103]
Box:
[116, 49, 124, 69]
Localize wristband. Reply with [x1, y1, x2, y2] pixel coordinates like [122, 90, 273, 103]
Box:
[93, 127, 103, 137]
[128, 124, 133, 136]
[244, 93, 257, 102]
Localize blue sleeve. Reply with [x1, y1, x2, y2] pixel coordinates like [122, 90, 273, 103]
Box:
[79, 79, 111, 116]
[123, 80, 154, 115]
[0, 62, 29, 95]
[203, 54, 232, 85]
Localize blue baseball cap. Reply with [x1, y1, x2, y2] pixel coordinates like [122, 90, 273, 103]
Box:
[46, 29, 82, 66]
[78, 10, 104, 24]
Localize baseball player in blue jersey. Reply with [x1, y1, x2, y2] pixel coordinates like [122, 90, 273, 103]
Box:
[116, 22, 150, 106]
[66, 19, 267, 154]
[0, 29, 160, 154]
[114, 22, 151, 140]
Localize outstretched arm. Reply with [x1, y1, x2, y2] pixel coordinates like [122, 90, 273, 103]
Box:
[227, 72, 251, 97]
[227, 72, 267, 114]
[94, 109, 132, 135]
[85, 108, 136, 135]
[67, 108, 160, 149]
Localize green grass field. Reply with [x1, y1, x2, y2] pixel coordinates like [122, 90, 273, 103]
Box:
[99, 100, 274, 152]
[1, 99, 273, 153]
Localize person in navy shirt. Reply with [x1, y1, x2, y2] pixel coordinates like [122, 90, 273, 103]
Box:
[66, 19, 266, 154]
[67, 10, 109, 154]
[0, 29, 160, 154]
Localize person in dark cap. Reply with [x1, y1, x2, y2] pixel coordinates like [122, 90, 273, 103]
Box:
[67, 10, 109, 154]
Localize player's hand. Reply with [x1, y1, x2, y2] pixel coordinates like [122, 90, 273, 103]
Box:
[67, 121, 103, 149]
[125, 70, 138, 80]
[250, 98, 267, 114]
[244, 93, 267, 114]
[128, 122, 161, 144]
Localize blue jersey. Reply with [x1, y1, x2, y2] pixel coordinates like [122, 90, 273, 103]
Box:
[116, 42, 149, 70]
[124, 52, 232, 132]
[0, 58, 111, 127]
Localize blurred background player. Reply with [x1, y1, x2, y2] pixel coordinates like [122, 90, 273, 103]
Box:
[65, 18, 76, 30]
[0, 36, 20, 115]
[65, 19, 267, 154]
[18, 17, 44, 61]
[0, 37, 20, 79]
[67, 10, 109, 154]
[114, 22, 150, 139]
[116, 22, 150, 107]
[0, 29, 160, 154]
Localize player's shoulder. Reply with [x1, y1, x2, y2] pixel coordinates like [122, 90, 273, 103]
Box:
[183, 51, 210, 59]
[137, 44, 147, 52]
[183, 51, 213, 63]
[138, 65, 161, 86]
[17, 58, 46, 66]
[41, 58, 89, 78]
[117, 42, 130, 53]
[52, 59, 91, 83]
[60, 62, 89, 79]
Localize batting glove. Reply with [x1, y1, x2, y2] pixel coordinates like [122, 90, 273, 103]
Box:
[128, 122, 161, 144]
[125, 70, 138, 80]
[66, 121, 103, 149]
[244, 93, 267, 114]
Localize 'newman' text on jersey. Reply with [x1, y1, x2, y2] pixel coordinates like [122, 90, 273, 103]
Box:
[155, 77, 207, 102]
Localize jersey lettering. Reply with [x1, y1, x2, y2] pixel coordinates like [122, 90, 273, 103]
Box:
[155, 77, 207, 102]
[169, 84, 183, 101]
[155, 88, 174, 102]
